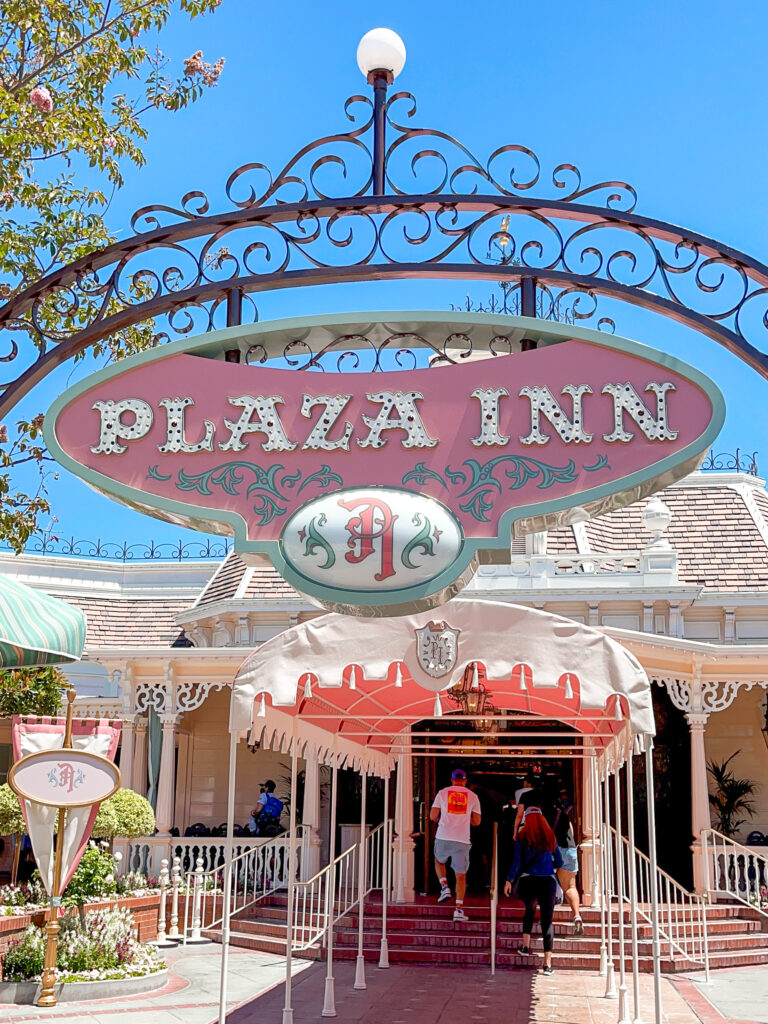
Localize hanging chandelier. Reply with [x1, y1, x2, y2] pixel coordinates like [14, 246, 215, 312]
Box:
[447, 662, 498, 732]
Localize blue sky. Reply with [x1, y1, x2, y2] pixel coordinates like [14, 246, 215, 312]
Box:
[14, 0, 768, 550]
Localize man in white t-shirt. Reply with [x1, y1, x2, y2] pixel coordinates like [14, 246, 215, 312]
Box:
[430, 767, 481, 922]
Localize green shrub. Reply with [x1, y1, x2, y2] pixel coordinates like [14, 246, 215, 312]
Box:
[63, 844, 116, 908]
[92, 789, 155, 839]
[0, 784, 24, 836]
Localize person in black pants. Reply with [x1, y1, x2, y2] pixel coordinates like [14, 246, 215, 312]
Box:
[504, 807, 563, 975]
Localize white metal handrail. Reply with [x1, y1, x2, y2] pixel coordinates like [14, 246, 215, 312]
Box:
[182, 827, 308, 943]
[702, 828, 768, 917]
[291, 820, 390, 953]
[608, 825, 709, 971]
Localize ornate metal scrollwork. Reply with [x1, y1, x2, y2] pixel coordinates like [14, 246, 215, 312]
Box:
[0, 535, 231, 561]
[700, 448, 759, 475]
[1, 85, 767, 418]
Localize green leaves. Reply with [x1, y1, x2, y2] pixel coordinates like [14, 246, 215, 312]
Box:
[0, 0, 224, 550]
[707, 751, 759, 838]
[0, 665, 66, 716]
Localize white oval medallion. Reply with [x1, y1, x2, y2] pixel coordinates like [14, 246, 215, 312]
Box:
[9, 750, 121, 808]
[280, 488, 464, 596]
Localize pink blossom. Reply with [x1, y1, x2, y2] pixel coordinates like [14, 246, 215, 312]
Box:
[104, 135, 117, 150]
[29, 86, 53, 113]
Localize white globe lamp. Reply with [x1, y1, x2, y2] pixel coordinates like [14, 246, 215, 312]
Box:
[641, 495, 672, 546]
[356, 28, 406, 82]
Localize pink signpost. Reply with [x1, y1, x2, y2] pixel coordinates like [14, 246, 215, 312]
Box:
[8, 691, 121, 1007]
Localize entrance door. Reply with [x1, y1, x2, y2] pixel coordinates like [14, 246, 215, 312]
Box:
[417, 717, 579, 896]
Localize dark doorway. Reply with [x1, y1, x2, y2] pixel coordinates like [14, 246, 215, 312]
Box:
[414, 715, 579, 895]
[631, 684, 693, 889]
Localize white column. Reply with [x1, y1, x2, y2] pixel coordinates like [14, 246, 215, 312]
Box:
[119, 718, 136, 792]
[393, 747, 415, 903]
[134, 719, 148, 799]
[302, 752, 323, 881]
[687, 712, 711, 893]
[581, 752, 600, 906]
[155, 714, 179, 836]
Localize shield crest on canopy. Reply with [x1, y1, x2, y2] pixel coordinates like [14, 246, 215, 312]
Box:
[415, 620, 460, 678]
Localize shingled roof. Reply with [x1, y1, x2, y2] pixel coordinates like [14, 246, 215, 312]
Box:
[66, 595, 192, 647]
[193, 551, 300, 609]
[546, 476, 768, 591]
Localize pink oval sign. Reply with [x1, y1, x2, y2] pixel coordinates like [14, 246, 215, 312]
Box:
[9, 750, 121, 808]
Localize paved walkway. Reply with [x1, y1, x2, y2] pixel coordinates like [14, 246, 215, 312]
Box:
[229, 961, 701, 1024]
[0, 943, 312, 1023]
[677, 967, 768, 1024]
[0, 943, 764, 1024]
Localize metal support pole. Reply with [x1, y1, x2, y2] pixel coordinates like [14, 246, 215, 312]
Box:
[322, 745, 339, 1017]
[37, 688, 76, 1008]
[218, 732, 238, 1024]
[225, 287, 243, 328]
[615, 763, 630, 1024]
[645, 741, 663, 1024]
[354, 770, 368, 990]
[282, 730, 299, 1024]
[604, 767, 617, 998]
[520, 275, 538, 351]
[378, 773, 390, 969]
[596, 759, 608, 976]
[626, 750, 643, 1024]
[368, 69, 392, 195]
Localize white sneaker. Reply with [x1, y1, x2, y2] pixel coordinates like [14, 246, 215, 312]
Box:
[438, 885, 451, 903]
[453, 908, 469, 922]
[573, 916, 584, 936]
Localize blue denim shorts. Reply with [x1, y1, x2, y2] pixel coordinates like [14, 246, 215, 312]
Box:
[558, 846, 578, 873]
[434, 839, 471, 874]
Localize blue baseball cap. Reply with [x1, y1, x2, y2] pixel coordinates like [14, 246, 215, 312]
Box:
[451, 768, 467, 781]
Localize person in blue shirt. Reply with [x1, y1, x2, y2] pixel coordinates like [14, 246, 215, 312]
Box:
[504, 806, 563, 975]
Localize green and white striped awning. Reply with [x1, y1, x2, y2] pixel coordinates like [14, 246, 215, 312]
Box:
[0, 573, 86, 667]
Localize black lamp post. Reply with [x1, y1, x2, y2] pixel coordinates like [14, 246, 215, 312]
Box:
[356, 28, 407, 196]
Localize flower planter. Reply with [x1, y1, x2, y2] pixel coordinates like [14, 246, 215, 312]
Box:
[0, 967, 167, 1004]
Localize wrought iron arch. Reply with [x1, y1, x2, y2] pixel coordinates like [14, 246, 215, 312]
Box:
[2, 83, 768, 417]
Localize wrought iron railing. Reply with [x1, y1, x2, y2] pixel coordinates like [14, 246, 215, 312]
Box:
[0, 535, 231, 562]
[700, 448, 759, 475]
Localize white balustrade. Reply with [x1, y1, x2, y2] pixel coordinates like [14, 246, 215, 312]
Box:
[181, 828, 309, 944]
[157, 859, 169, 944]
[168, 856, 181, 940]
[702, 828, 768, 916]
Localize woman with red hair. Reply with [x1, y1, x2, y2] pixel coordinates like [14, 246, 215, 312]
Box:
[504, 807, 563, 975]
